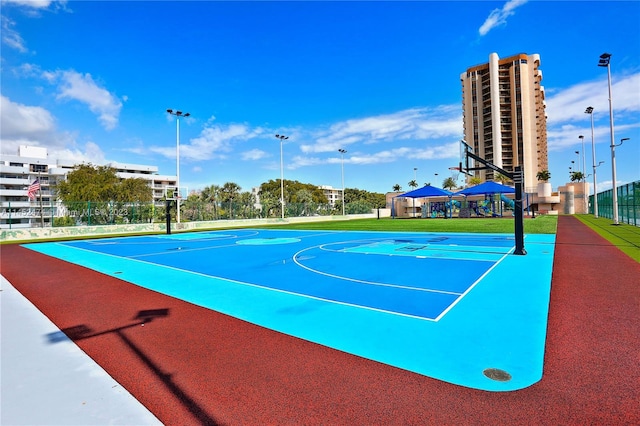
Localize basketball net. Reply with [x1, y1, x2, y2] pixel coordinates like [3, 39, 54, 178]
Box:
[449, 166, 461, 182]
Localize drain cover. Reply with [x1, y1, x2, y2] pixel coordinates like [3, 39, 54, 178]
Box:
[483, 368, 512, 382]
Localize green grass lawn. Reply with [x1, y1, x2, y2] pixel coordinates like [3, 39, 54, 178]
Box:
[261, 215, 558, 234]
[575, 214, 640, 262]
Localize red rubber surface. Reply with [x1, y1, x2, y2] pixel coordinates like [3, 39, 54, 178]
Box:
[1, 216, 638, 425]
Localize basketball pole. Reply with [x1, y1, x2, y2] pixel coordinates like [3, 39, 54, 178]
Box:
[464, 149, 527, 256]
[165, 199, 172, 235]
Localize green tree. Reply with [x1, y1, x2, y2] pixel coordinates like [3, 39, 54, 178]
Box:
[536, 169, 551, 182]
[116, 178, 153, 203]
[200, 184, 221, 220]
[442, 177, 458, 191]
[408, 180, 418, 189]
[55, 164, 153, 225]
[392, 184, 402, 192]
[570, 171, 585, 182]
[494, 173, 512, 186]
[56, 164, 120, 202]
[344, 188, 385, 209]
[469, 176, 483, 186]
[220, 182, 242, 219]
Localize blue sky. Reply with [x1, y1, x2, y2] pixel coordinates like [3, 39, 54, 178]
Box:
[1, 0, 639, 195]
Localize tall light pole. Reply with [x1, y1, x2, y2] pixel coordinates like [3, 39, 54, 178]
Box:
[275, 134, 288, 219]
[579, 135, 587, 213]
[166, 109, 190, 223]
[612, 137, 630, 218]
[585, 106, 599, 217]
[598, 52, 619, 224]
[338, 149, 347, 216]
[578, 136, 586, 181]
[413, 167, 417, 217]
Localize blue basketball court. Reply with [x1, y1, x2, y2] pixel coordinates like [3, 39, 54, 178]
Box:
[24, 229, 556, 391]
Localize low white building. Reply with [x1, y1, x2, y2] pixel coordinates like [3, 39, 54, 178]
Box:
[0, 146, 176, 229]
[319, 185, 343, 207]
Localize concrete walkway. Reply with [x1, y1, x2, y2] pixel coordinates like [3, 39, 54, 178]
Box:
[0, 276, 161, 425]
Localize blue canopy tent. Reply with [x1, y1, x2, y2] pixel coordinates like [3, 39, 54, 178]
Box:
[394, 185, 452, 218]
[453, 181, 515, 196]
[399, 185, 453, 198]
[453, 181, 515, 217]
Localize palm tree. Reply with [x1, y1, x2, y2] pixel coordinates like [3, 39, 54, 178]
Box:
[494, 173, 512, 185]
[442, 177, 457, 191]
[221, 182, 241, 219]
[408, 179, 418, 189]
[392, 184, 402, 192]
[201, 184, 221, 219]
[536, 169, 551, 182]
[469, 176, 482, 186]
[570, 171, 585, 182]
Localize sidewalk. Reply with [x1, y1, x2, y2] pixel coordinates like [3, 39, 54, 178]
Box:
[0, 276, 161, 425]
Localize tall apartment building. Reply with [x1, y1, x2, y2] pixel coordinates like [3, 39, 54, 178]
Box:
[460, 52, 548, 192]
[0, 145, 176, 229]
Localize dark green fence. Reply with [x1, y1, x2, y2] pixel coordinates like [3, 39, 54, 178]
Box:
[6, 199, 376, 228]
[590, 180, 639, 226]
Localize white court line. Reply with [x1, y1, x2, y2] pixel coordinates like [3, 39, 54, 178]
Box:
[44, 242, 439, 322]
[128, 230, 344, 258]
[433, 246, 515, 321]
[292, 245, 462, 296]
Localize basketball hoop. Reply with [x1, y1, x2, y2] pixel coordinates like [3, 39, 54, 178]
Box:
[449, 166, 461, 182]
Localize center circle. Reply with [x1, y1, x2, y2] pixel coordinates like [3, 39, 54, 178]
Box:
[236, 238, 301, 245]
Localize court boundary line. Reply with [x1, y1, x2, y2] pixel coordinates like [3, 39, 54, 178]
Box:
[433, 246, 514, 321]
[41, 242, 442, 321]
[43, 230, 524, 322]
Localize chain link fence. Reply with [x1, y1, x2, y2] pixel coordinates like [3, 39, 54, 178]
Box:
[2, 199, 377, 229]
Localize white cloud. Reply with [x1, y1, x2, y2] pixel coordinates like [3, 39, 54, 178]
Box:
[301, 106, 462, 154]
[479, 0, 528, 36]
[3, 0, 59, 8]
[544, 72, 640, 153]
[1, 15, 27, 52]
[47, 141, 106, 165]
[289, 141, 459, 170]
[241, 149, 268, 161]
[53, 70, 123, 130]
[0, 95, 55, 150]
[151, 122, 265, 161]
[545, 72, 640, 125]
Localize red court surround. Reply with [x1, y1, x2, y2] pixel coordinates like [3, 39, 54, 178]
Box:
[1, 215, 638, 425]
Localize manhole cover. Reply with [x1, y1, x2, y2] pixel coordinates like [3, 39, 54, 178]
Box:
[483, 368, 512, 382]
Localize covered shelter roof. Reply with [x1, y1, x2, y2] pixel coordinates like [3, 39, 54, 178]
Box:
[398, 185, 452, 198]
[453, 181, 515, 196]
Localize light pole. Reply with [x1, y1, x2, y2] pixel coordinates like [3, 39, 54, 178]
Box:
[585, 106, 599, 217]
[413, 167, 417, 217]
[166, 109, 190, 223]
[275, 134, 288, 219]
[578, 136, 586, 181]
[594, 160, 605, 217]
[612, 137, 630, 222]
[598, 52, 619, 224]
[579, 135, 587, 213]
[339, 149, 347, 216]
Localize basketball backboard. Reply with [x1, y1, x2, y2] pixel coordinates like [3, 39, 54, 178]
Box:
[459, 140, 475, 176]
[163, 186, 188, 201]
